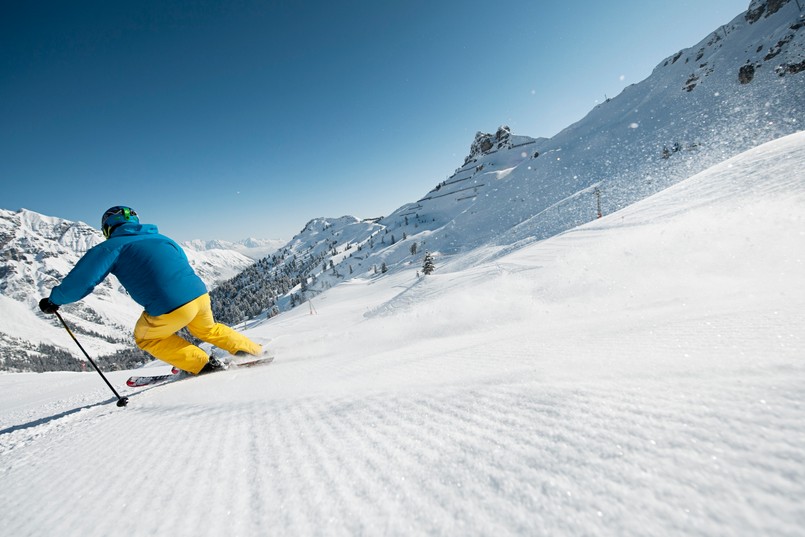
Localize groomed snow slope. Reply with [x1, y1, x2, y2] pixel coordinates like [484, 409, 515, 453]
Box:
[1, 132, 803, 536]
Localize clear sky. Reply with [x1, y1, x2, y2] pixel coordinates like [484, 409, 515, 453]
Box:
[1, 0, 749, 242]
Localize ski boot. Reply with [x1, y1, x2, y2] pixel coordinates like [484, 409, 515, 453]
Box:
[198, 354, 227, 375]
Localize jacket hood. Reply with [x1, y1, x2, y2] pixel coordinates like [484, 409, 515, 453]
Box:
[108, 222, 159, 238]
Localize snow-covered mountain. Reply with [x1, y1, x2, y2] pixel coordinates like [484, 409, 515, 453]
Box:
[184, 246, 256, 286]
[209, 216, 384, 324]
[182, 237, 285, 261]
[375, 0, 804, 257]
[212, 1, 804, 322]
[0, 208, 257, 371]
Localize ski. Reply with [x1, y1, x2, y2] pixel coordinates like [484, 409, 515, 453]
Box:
[126, 367, 181, 387]
[124, 355, 274, 388]
[228, 354, 275, 368]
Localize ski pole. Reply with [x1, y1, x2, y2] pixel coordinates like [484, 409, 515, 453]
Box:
[54, 311, 129, 407]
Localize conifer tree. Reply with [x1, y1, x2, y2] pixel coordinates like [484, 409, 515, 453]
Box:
[422, 252, 435, 275]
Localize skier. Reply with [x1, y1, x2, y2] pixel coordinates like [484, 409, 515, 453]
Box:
[38, 206, 263, 374]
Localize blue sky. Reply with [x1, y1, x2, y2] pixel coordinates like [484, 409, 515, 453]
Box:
[1, 0, 749, 242]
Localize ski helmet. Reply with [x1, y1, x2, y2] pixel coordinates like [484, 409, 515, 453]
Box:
[101, 206, 139, 238]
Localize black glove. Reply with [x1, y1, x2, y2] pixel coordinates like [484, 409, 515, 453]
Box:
[39, 297, 59, 314]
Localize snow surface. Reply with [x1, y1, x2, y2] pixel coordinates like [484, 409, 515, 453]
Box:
[1, 132, 804, 535]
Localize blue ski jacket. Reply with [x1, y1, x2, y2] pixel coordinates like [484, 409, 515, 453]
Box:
[50, 223, 208, 316]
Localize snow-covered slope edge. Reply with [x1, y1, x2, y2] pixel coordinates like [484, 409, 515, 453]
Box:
[261, 130, 804, 382]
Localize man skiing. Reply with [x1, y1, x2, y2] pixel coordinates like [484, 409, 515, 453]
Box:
[39, 206, 262, 374]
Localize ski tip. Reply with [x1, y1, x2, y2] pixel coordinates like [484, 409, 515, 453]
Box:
[230, 354, 275, 368]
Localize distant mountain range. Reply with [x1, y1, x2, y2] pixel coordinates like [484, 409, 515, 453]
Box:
[181, 237, 286, 261]
[1, 0, 803, 371]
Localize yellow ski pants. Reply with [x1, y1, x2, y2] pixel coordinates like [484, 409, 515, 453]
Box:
[134, 293, 261, 374]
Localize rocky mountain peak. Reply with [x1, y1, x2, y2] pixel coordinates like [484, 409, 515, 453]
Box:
[746, 0, 795, 23]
